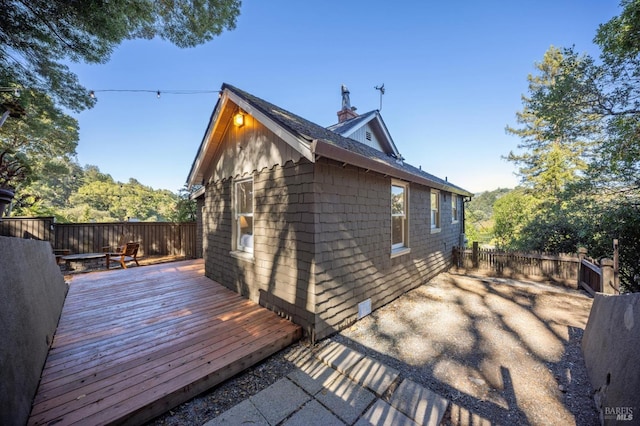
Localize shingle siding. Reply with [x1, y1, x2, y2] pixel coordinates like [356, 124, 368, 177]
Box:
[203, 160, 317, 336]
[203, 156, 463, 341]
[311, 158, 462, 340]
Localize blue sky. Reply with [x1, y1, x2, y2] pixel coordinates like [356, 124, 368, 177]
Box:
[69, 1, 621, 194]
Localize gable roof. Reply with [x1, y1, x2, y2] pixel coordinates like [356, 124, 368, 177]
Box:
[187, 83, 472, 197]
[327, 110, 401, 158]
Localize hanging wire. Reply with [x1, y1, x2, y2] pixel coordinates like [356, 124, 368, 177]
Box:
[88, 89, 221, 98]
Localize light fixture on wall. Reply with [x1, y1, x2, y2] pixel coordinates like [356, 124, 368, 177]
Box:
[233, 110, 245, 127]
[239, 215, 249, 229]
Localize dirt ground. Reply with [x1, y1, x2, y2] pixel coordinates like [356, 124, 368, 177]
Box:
[337, 271, 599, 425]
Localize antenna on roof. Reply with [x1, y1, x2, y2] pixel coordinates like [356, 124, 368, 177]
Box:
[374, 84, 385, 111]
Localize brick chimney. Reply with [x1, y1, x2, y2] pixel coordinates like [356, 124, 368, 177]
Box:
[337, 84, 358, 123]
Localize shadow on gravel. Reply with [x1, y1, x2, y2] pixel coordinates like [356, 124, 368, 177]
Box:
[336, 272, 600, 425]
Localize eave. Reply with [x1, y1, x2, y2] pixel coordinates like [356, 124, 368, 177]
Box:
[312, 139, 473, 197]
[187, 88, 314, 188]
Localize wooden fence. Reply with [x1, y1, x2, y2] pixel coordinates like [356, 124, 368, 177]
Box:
[453, 242, 580, 287]
[0, 217, 198, 259]
[453, 242, 620, 294]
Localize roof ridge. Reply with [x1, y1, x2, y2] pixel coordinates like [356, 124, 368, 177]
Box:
[217, 83, 471, 196]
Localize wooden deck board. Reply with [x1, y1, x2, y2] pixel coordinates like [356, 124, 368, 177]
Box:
[28, 259, 302, 426]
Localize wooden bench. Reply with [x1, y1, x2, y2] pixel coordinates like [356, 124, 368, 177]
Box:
[61, 253, 106, 271]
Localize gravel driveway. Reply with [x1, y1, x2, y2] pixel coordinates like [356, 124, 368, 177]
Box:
[151, 272, 599, 425]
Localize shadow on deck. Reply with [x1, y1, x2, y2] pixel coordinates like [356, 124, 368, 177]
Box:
[29, 259, 302, 425]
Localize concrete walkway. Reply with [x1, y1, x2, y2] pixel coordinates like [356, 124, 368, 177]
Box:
[204, 341, 448, 426]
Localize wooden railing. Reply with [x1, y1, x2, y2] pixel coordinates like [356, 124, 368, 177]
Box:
[579, 259, 602, 294]
[0, 217, 198, 258]
[577, 247, 619, 296]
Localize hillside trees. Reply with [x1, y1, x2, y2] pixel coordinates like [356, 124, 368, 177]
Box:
[503, 0, 640, 291]
[0, 0, 240, 211]
[12, 163, 186, 222]
[465, 188, 511, 245]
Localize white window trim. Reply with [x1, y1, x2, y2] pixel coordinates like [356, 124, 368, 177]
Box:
[233, 177, 254, 256]
[391, 180, 409, 252]
[452, 193, 459, 224]
[431, 189, 441, 233]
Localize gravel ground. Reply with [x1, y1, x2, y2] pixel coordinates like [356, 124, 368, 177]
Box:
[150, 272, 599, 426]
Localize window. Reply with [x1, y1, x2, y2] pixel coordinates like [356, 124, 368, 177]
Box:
[235, 178, 253, 253]
[431, 190, 440, 231]
[391, 181, 408, 250]
[451, 194, 459, 223]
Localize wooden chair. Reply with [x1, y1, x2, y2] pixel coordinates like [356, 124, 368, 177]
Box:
[105, 242, 140, 269]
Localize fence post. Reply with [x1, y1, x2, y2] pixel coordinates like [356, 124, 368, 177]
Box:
[472, 242, 479, 269]
[600, 258, 617, 295]
[613, 239, 619, 293]
[577, 247, 588, 288]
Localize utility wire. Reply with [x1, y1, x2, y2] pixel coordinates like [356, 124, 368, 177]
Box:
[89, 89, 221, 98]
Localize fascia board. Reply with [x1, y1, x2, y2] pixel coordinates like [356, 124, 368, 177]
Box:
[226, 90, 314, 163]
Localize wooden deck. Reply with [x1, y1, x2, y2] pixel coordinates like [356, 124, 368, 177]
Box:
[28, 259, 302, 425]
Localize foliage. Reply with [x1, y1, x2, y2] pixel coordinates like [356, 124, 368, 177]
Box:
[502, 0, 640, 291]
[0, 149, 29, 189]
[0, 0, 241, 112]
[492, 188, 540, 250]
[464, 188, 511, 245]
[0, 88, 79, 199]
[0, 0, 240, 205]
[175, 185, 198, 222]
[10, 163, 188, 223]
[505, 46, 596, 197]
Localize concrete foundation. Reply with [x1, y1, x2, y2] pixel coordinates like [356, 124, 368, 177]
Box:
[0, 236, 68, 426]
[582, 292, 640, 425]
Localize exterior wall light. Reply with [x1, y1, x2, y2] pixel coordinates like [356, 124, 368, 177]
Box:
[233, 111, 245, 127]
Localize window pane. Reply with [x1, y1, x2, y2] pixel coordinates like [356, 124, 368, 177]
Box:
[452, 195, 458, 221]
[239, 215, 253, 249]
[392, 216, 404, 246]
[237, 181, 253, 214]
[431, 191, 440, 228]
[391, 185, 404, 215]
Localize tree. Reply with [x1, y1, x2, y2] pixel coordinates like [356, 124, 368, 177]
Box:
[1, 0, 241, 112]
[492, 189, 539, 250]
[0, 88, 79, 208]
[504, 0, 640, 291]
[505, 46, 596, 198]
[464, 188, 512, 246]
[1, 1, 240, 213]
[175, 185, 198, 222]
[65, 167, 180, 222]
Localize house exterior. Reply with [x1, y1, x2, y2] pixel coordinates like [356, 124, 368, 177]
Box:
[187, 83, 472, 341]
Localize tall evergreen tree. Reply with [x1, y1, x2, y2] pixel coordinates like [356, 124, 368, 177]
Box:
[505, 46, 597, 198]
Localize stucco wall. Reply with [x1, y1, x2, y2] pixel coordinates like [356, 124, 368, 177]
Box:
[582, 293, 640, 424]
[0, 236, 68, 426]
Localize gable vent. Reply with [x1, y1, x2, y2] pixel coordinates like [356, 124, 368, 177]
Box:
[365, 131, 372, 141]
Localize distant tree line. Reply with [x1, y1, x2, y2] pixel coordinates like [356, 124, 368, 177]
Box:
[9, 163, 196, 223]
